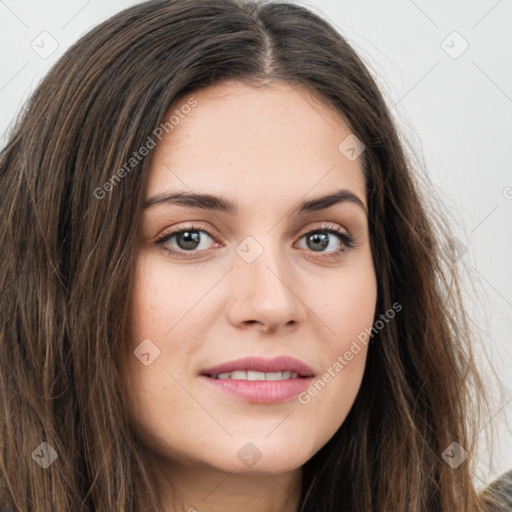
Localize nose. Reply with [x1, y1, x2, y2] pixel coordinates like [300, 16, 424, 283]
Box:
[226, 239, 307, 334]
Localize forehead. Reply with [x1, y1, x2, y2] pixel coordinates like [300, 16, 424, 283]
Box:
[147, 80, 366, 209]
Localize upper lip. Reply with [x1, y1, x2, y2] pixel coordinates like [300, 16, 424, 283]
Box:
[200, 356, 315, 378]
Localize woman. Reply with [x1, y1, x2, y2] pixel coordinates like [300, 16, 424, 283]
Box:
[0, 0, 509, 510]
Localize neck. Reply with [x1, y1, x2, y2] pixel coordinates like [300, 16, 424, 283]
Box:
[152, 456, 302, 512]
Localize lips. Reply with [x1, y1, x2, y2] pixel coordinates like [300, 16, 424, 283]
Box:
[200, 355, 315, 379]
[199, 356, 316, 403]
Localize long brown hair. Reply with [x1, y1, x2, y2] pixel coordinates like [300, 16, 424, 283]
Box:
[0, 0, 502, 510]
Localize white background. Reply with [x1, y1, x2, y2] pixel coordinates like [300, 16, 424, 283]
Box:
[1, 0, 511, 487]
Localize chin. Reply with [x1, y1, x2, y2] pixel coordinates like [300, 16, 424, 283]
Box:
[211, 437, 316, 475]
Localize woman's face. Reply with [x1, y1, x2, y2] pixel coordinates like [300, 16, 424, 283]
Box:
[124, 80, 377, 476]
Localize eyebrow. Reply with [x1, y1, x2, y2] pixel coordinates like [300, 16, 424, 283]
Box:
[144, 188, 367, 215]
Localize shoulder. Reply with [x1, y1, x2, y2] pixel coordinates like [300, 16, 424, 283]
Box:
[484, 469, 512, 511]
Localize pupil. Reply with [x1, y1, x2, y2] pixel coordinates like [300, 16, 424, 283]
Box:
[307, 232, 329, 251]
[178, 231, 200, 250]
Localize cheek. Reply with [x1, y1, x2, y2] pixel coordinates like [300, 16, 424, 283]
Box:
[307, 255, 378, 343]
[295, 327, 370, 456]
[294, 261, 376, 448]
[124, 244, 377, 471]
[130, 250, 214, 340]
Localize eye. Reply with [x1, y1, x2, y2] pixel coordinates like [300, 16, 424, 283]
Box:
[155, 223, 218, 257]
[155, 222, 356, 259]
[296, 223, 355, 259]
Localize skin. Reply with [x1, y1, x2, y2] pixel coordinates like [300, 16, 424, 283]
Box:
[122, 80, 377, 512]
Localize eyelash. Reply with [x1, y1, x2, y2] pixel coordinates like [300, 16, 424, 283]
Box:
[155, 222, 356, 261]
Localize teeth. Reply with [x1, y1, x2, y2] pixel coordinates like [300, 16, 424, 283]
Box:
[247, 371, 265, 381]
[266, 371, 284, 381]
[214, 370, 299, 380]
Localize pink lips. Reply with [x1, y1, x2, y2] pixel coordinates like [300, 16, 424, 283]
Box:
[200, 356, 315, 404]
[201, 356, 315, 378]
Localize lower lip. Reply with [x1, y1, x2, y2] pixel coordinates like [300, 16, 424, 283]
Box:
[200, 375, 314, 403]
